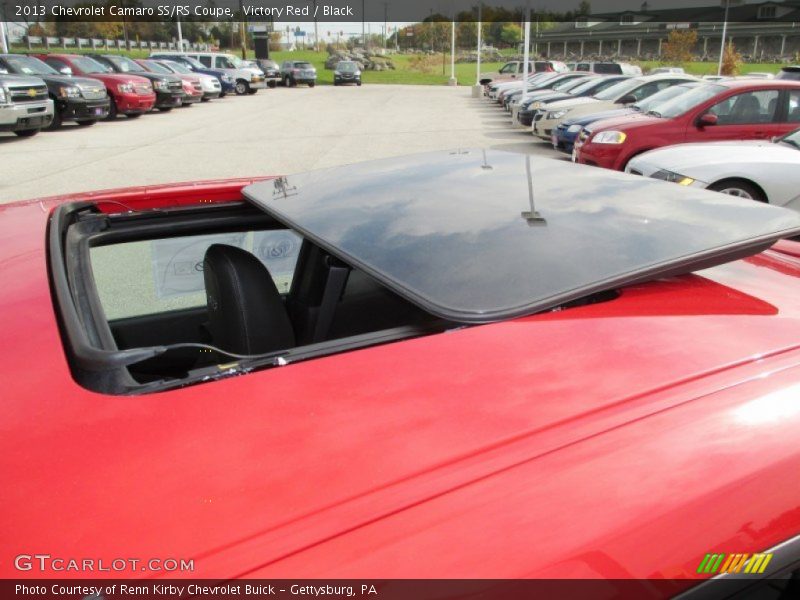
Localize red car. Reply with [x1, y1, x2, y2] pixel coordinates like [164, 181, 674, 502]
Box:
[135, 58, 203, 106]
[35, 53, 156, 119]
[576, 79, 800, 170]
[2, 151, 800, 596]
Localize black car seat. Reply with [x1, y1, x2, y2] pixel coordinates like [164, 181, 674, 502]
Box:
[203, 244, 295, 355]
[731, 95, 762, 123]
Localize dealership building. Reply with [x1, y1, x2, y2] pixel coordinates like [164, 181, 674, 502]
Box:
[532, 1, 800, 61]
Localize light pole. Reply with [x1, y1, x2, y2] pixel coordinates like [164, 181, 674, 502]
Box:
[523, 1, 531, 98]
[0, 17, 7, 54]
[177, 18, 183, 52]
[476, 3, 482, 86]
[448, 20, 456, 85]
[717, 0, 730, 76]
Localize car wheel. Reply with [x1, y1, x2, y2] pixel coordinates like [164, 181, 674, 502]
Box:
[126, 113, 142, 119]
[708, 179, 767, 203]
[45, 106, 63, 131]
[308, 81, 315, 88]
[76, 120, 96, 126]
[235, 80, 249, 95]
[106, 96, 118, 120]
[14, 128, 40, 138]
[357, 81, 362, 86]
[201, 97, 210, 102]
[247, 88, 258, 95]
[159, 107, 172, 112]
[268, 80, 277, 88]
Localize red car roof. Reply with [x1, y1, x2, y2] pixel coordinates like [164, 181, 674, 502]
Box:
[2, 182, 800, 586]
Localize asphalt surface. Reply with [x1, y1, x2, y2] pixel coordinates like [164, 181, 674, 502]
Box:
[0, 84, 560, 204]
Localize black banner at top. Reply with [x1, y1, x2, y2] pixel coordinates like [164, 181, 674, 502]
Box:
[6, 1, 800, 23]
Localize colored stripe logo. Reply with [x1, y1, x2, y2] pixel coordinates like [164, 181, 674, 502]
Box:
[697, 552, 773, 574]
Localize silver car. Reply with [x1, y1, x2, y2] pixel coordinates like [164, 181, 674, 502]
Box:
[0, 73, 54, 137]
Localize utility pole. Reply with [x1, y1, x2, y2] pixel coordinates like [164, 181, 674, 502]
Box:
[382, 2, 388, 50]
[476, 3, 482, 85]
[312, 0, 319, 51]
[523, 1, 531, 97]
[448, 20, 456, 85]
[238, 0, 247, 59]
[717, 0, 730, 76]
[362, 0, 365, 48]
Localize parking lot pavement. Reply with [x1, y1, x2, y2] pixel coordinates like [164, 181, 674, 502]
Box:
[0, 84, 560, 204]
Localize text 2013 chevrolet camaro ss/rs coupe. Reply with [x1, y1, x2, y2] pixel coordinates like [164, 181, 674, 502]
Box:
[2, 150, 800, 598]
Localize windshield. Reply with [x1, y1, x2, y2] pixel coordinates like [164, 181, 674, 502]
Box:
[3, 55, 58, 76]
[226, 55, 244, 68]
[141, 60, 170, 74]
[71, 56, 112, 74]
[563, 77, 604, 94]
[552, 76, 589, 91]
[653, 84, 726, 118]
[593, 77, 643, 101]
[633, 83, 700, 112]
[778, 127, 800, 149]
[337, 62, 358, 72]
[162, 60, 191, 75]
[181, 56, 205, 70]
[294, 62, 313, 69]
[107, 56, 147, 73]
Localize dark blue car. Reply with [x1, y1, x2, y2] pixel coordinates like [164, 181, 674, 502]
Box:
[551, 81, 702, 153]
[150, 53, 236, 96]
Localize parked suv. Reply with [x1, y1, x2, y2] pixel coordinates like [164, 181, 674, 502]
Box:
[0, 54, 108, 129]
[253, 59, 281, 88]
[149, 53, 235, 96]
[36, 54, 155, 119]
[333, 61, 362, 86]
[88, 54, 184, 111]
[0, 73, 53, 136]
[281, 60, 317, 87]
[152, 59, 221, 101]
[184, 52, 266, 95]
[573, 62, 642, 76]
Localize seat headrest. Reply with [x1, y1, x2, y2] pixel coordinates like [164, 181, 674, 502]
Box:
[203, 244, 295, 355]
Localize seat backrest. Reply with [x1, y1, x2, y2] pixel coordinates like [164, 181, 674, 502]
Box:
[203, 244, 295, 355]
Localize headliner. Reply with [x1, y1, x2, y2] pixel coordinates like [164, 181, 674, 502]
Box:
[243, 149, 800, 323]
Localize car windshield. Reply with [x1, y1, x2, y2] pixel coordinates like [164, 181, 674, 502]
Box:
[552, 76, 589, 91]
[3, 55, 58, 76]
[224, 55, 244, 68]
[592, 77, 643, 101]
[778, 127, 800, 149]
[71, 56, 112, 74]
[565, 77, 605, 94]
[632, 83, 700, 112]
[181, 56, 205, 70]
[652, 83, 726, 118]
[337, 62, 358, 72]
[163, 61, 191, 74]
[141, 60, 171, 74]
[107, 56, 147, 73]
[294, 62, 313, 68]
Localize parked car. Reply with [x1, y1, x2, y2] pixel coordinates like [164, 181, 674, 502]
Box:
[625, 127, 800, 210]
[501, 72, 591, 109]
[153, 59, 221, 101]
[0, 54, 108, 129]
[574, 61, 642, 75]
[88, 54, 184, 112]
[134, 59, 202, 106]
[36, 54, 155, 119]
[649, 66, 685, 74]
[3, 151, 800, 590]
[514, 75, 630, 127]
[508, 75, 604, 122]
[253, 58, 281, 87]
[333, 61, 362, 86]
[776, 65, 800, 81]
[280, 60, 317, 87]
[740, 72, 774, 80]
[552, 82, 704, 153]
[486, 72, 556, 100]
[149, 53, 235, 96]
[531, 74, 697, 140]
[0, 72, 53, 136]
[186, 52, 266, 95]
[575, 79, 800, 170]
[479, 59, 568, 85]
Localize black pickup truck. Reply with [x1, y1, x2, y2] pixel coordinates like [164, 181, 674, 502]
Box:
[89, 54, 185, 111]
[0, 54, 109, 129]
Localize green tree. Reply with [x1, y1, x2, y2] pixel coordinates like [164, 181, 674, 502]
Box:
[499, 23, 521, 47]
